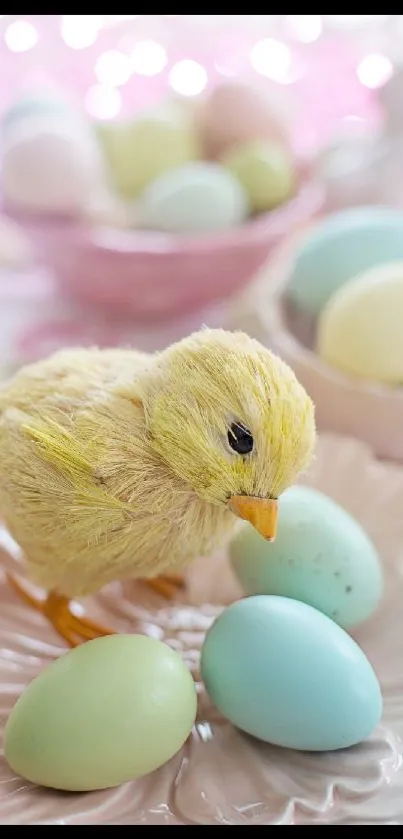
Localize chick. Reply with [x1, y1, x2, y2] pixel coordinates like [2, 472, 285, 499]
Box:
[0, 329, 316, 645]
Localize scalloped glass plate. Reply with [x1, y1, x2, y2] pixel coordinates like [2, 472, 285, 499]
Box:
[0, 434, 403, 825]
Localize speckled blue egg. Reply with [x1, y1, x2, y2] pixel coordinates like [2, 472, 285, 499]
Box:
[230, 486, 383, 631]
[138, 162, 250, 234]
[287, 206, 403, 316]
[201, 596, 382, 752]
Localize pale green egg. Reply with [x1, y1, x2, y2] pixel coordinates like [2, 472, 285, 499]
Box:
[4, 634, 197, 792]
[96, 107, 200, 200]
[139, 162, 250, 234]
[230, 486, 383, 630]
[222, 140, 296, 212]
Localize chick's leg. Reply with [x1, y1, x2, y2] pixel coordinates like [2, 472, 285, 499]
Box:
[7, 574, 115, 647]
[145, 573, 185, 599]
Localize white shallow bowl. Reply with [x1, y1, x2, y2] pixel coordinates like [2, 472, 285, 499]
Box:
[1, 434, 403, 825]
[227, 241, 403, 463]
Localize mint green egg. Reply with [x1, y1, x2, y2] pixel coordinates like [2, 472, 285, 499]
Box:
[4, 635, 197, 792]
[230, 486, 383, 630]
[139, 162, 249, 234]
[201, 596, 383, 752]
[288, 206, 403, 316]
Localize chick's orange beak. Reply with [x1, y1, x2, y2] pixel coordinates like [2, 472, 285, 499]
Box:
[229, 496, 278, 542]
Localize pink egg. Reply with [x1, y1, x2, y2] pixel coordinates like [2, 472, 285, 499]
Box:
[197, 82, 291, 160]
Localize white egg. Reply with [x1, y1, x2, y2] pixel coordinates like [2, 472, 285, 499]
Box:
[2, 119, 106, 215]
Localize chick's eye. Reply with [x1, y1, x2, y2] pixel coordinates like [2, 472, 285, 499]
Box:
[228, 422, 254, 455]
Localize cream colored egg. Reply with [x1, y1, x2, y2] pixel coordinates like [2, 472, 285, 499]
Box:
[96, 107, 200, 200]
[317, 261, 403, 384]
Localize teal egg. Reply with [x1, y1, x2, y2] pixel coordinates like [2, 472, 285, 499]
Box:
[288, 206, 403, 316]
[138, 162, 250, 234]
[230, 486, 383, 630]
[200, 596, 383, 752]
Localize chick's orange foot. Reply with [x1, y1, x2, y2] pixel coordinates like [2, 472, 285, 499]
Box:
[7, 574, 115, 647]
[144, 573, 185, 599]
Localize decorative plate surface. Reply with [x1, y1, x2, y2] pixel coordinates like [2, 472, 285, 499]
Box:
[0, 434, 403, 825]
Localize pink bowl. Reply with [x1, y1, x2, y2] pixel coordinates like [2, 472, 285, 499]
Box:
[9, 183, 323, 319]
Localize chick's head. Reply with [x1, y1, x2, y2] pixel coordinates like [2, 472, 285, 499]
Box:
[143, 329, 316, 541]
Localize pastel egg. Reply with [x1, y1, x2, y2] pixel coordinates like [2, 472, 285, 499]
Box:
[287, 206, 403, 317]
[96, 108, 200, 200]
[5, 634, 197, 792]
[230, 486, 383, 630]
[138, 162, 249, 234]
[0, 216, 33, 268]
[2, 91, 75, 136]
[223, 141, 296, 213]
[198, 82, 291, 159]
[2, 119, 105, 214]
[201, 596, 383, 752]
[317, 261, 403, 384]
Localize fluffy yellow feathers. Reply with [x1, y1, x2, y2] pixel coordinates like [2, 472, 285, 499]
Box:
[0, 330, 316, 599]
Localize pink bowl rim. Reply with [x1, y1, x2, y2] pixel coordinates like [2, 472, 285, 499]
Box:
[6, 181, 324, 256]
[258, 235, 403, 403]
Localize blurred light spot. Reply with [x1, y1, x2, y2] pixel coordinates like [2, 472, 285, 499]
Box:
[86, 85, 122, 120]
[95, 50, 132, 87]
[250, 39, 292, 83]
[131, 40, 167, 77]
[5, 20, 38, 52]
[358, 53, 393, 89]
[169, 60, 208, 96]
[284, 15, 322, 43]
[325, 15, 389, 28]
[61, 15, 100, 49]
[109, 15, 139, 24]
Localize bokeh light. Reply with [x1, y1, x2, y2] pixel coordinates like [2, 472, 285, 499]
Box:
[95, 50, 132, 88]
[61, 15, 100, 50]
[5, 20, 38, 53]
[284, 15, 323, 44]
[358, 53, 393, 89]
[86, 85, 122, 119]
[169, 60, 208, 96]
[325, 15, 390, 28]
[131, 40, 168, 77]
[250, 39, 292, 83]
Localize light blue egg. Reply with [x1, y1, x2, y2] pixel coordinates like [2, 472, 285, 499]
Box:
[201, 596, 382, 752]
[230, 486, 383, 630]
[288, 206, 403, 316]
[2, 94, 73, 134]
[138, 162, 250, 234]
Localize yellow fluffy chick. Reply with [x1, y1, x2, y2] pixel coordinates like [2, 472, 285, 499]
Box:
[0, 329, 315, 645]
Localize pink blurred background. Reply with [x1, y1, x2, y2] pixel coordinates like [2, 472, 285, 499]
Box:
[0, 15, 399, 369]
